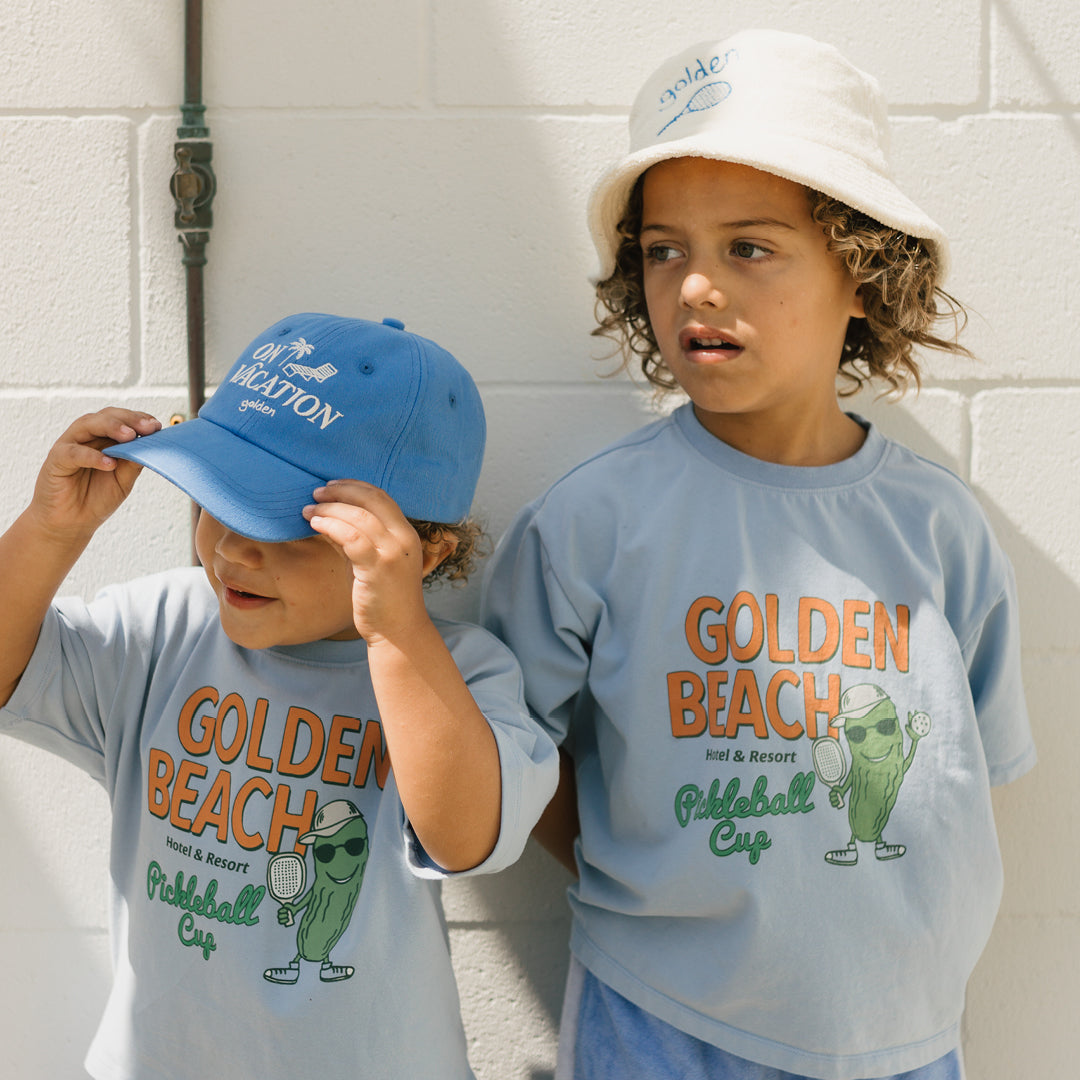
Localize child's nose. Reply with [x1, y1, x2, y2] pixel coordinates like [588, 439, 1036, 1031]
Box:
[215, 527, 264, 567]
[680, 268, 729, 310]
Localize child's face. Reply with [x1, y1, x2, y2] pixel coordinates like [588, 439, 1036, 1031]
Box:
[196, 510, 360, 648]
[639, 157, 864, 456]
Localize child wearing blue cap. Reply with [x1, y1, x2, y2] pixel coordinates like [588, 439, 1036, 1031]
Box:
[0, 313, 558, 1080]
[482, 30, 1035, 1080]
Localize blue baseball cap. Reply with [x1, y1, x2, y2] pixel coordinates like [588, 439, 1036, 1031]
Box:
[105, 313, 486, 541]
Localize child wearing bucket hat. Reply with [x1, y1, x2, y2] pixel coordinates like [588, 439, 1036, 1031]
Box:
[482, 30, 1034, 1080]
[0, 312, 557, 1080]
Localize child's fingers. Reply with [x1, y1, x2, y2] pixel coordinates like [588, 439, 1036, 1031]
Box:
[74, 406, 158, 449]
[304, 488, 424, 570]
[309, 479, 409, 525]
[63, 407, 161, 448]
[48, 409, 160, 477]
[52, 440, 127, 474]
[305, 481, 417, 544]
[304, 503, 370, 550]
[304, 504, 404, 569]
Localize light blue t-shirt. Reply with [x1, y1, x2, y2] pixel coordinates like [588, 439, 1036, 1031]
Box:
[482, 405, 1034, 1080]
[1, 567, 558, 1080]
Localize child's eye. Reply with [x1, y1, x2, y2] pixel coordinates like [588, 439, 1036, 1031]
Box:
[643, 243, 682, 264]
[732, 241, 770, 260]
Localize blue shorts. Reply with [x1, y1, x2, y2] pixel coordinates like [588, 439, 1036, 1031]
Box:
[557, 959, 964, 1080]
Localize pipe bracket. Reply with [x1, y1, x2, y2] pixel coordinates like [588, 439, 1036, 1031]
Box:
[171, 141, 216, 229]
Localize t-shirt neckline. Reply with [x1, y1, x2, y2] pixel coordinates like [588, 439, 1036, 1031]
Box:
[673, 402, 888, 490]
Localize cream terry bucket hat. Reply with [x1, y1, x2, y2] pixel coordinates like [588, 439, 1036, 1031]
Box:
[587, 30, 949, 280]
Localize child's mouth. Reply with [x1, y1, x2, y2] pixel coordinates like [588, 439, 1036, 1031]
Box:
[684, 336, 744, 362]
[690, 337, 740, 351]
[681, 328, 742, 357]
[225, 585, 271, 607]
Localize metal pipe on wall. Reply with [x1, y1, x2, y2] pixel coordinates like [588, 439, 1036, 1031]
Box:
[170, 0, 215, 555]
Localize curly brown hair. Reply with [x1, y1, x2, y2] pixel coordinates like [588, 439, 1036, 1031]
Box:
[410, 516, 490, 586]
[593, 170, 971, 396]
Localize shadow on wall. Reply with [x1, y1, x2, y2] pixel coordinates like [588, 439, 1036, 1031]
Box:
[994, 0, 1080, 144]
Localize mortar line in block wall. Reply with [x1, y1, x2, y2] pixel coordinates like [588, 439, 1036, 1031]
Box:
[0, 107, 177, 121]
[4, 104, 1073, 121]
[0, 387, 190, 401]
[474, 378, 1080, 393]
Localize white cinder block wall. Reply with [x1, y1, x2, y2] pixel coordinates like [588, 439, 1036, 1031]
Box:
[0, 2, 1075, 1076]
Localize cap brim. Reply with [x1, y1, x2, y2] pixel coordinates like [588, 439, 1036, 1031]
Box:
[587, 134, 950, 282]
[104, 417, 325, 542]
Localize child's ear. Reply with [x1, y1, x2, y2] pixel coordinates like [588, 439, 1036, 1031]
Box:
[420, 532, 459, 577]
[850, 284, 866, 319]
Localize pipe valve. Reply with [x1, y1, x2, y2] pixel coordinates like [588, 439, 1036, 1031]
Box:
[171, 141, 215, 229]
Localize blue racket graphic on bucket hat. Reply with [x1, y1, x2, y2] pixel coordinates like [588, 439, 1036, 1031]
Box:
[657, 79, 732, 135]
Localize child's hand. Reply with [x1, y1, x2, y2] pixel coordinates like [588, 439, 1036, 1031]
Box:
[305, 480, 499, 872]
[305, 481, 500, 870]
[302, 480, 443, 647]
[30, 408, 161, 539]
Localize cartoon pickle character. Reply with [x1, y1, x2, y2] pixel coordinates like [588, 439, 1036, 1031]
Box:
[264, 800, 369, 984]
[821, 684, 930, 866]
